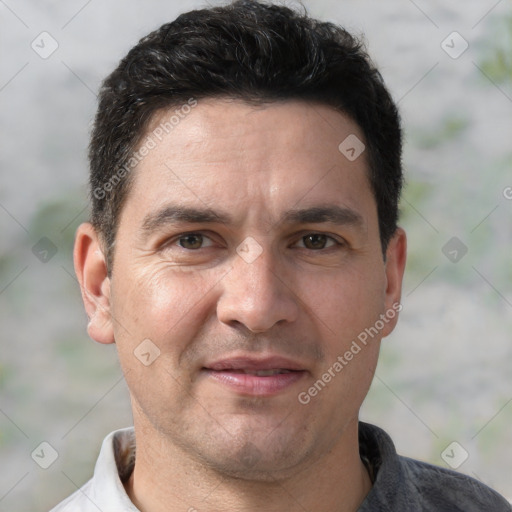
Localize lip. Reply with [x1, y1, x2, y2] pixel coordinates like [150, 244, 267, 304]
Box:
[203, 355, 308, 396]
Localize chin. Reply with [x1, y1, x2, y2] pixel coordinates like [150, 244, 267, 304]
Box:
[204, 447, 303, 482]
[195, 425, 316, 481]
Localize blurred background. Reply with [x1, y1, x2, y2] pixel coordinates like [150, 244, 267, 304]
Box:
[1, 0, 511, 509]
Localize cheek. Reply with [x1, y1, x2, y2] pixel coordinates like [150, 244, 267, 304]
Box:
[111, 263, 220, 357]
[299, 268, 384, 418]
[299, 264, 386, 350]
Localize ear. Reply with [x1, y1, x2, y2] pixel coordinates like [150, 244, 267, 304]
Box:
[73, 222, 115, 344]
[381, 227, 407, 338]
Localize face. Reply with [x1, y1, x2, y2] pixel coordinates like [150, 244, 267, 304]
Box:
[76, 99, 406, 480]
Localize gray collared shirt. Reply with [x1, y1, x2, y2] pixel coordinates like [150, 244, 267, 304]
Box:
[50, 423, 511, 511]
[357, 422, 511, 511]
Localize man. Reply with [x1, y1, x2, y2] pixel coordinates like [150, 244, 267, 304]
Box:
[51, 1, 511, 510]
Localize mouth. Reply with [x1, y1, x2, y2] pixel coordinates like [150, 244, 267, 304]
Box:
[202, 356, 308, 396]
[220, 368, 296, 376]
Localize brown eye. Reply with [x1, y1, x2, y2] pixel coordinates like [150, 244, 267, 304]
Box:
[302, 234, 331, 250]
[178, 234, 205, 249]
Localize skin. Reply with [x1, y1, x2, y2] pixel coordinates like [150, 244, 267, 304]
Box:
[74, 99, 407, 512]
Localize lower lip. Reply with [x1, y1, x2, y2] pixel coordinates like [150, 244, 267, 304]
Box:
[204, 370, 306, 396]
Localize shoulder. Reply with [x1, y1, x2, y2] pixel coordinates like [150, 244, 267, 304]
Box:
[358, 422, 511, 511]
[48, 479, 95, 512]
[399, 455, 511, 511]
[47, 428, 137, 512]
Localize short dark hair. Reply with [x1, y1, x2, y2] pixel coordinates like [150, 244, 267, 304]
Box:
[89, 0, 402, 270]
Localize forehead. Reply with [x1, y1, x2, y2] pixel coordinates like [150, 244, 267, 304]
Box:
[144, 98, 365, 165]
[122, 99, 375, 229]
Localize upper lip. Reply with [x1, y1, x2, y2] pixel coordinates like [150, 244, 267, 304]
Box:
[204, 355, 306, 372]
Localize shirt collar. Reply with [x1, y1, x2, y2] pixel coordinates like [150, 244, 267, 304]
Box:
[83, 424, 391, 510]
[88, 427, 139, 511]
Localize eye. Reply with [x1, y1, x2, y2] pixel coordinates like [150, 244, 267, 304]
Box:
[176, 233, 214, 250]
[296, 234, 338, 250]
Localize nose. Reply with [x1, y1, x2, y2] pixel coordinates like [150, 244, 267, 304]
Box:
[216, 247, 300, 333]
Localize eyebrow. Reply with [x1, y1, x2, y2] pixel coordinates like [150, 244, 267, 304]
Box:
[280, 206, 364, 228]
[141, 206, 231, 235]
[139, 204, 364, 238]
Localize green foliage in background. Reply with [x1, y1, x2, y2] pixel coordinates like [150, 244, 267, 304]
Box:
[479, 15, 512, 84]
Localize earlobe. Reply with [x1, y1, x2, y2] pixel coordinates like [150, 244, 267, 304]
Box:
[382, 227, 407, 337]
[74, 222, 115, 345]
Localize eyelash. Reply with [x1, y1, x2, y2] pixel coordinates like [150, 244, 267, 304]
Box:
[163, 231, 344, 251]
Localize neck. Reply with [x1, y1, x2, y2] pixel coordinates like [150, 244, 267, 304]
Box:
[124, 418, 372, 512]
